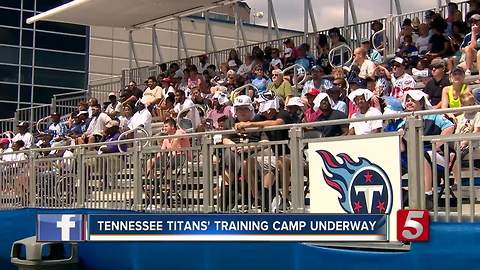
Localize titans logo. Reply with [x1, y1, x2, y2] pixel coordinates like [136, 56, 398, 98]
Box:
[316, 150, 392, 214]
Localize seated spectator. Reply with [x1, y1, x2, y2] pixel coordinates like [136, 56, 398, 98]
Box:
[98, 120, 126, 154]
[326, 86, 347, 114]
[312, 93, 349, 137]
[105, 92, 122, 119]
[118, 103, 134, 131]
[400, 90, 454, 208]
[206, 91, 233, 129]
[11, 122, 33, 149]
[47, 112, 67, 141]
[329, 27, 348, 66]
[374, 64, 392, 97]
[169, 63, 184, 84]
[295, 43, 313, 71]
[173, 89, 201, 130]
[67, 111, 89, 137]
[397, 35, 419, 68]
[460, 14, 480, 78]
[80, 103, 111, 145]
[283, 38, 298, 66]
[440, 67, 472, 109]
[122, 80, 144, 108]
[237, 54, 254, 78]
[303, 88, 322, 123]
[198, 54, 209, 74]
[424, 58, 450, 108]
[267, 69, 293, 106]
[390, 57, 415, 99]
[361, 38, 383, 64]
[128, 101, 152, 136]
[251, 65, 270, 94]
[225, 70, 240, 93]
[2, 140, 27, 162]
[270, 48, 283, 71]
[347, 89, 383, 135]
[187, 65, 208, 94]
[415, 23, 431, 54]
[87, 97, 99, 118]
[141, 76, 164, 107]
[302, 66, 332, 96]
[0, 138, 9, 155]
[370, 20, 386, 50]
[191, 87, 211, 116]
[397, 19, 418, 51]
[227, 49, 242, 72]
[285, 97, 304, 123]
[351, 47, 376, 80]
[366, 78, 382, 110]
[316, 33, 332, 75]
[427, 18, 449, 58]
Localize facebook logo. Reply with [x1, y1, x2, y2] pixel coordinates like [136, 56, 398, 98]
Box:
[37, 214, 84, 241]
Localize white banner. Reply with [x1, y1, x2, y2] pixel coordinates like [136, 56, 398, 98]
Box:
[308, 135, 402, 242]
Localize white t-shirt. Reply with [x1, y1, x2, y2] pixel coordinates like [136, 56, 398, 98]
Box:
[415, 35, 431, 53]
[390, 72, 416, 99]
[2, 148, 27, 162]
[11, 132, 33, 149]
[141, 86, 164, 106]
[105, 102, 123, 115]
[358, 59, 376, 80]
[349, 107, 383, 135]
[128, 108, 152, 135]
[86, 113, 111, 135]
[174, 98, 201, 128]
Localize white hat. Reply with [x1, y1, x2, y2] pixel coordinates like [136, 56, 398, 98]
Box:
[258, 98, 280, 113]
[271, 58, 282, 67]
[213, 91, 229, 106]
[286, 97, 304, 107]
[313, 93, 334, 111]
[391, 57, 404, 65]
[348, 88, 374, 103]
[402, 90, 433, 110]
[228, 60, 237, 67]
[233, 95, 253, 108]
[108, 92, 116, 97]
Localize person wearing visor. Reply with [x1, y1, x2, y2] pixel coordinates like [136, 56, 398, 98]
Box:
[347, 88, 383, 135]
[440, 66, 472, 109]
[398, 90, 455, 209]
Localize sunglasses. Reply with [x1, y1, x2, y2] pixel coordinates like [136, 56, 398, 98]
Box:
[333, 82, 343, 86]
[431, 65, 444, 70]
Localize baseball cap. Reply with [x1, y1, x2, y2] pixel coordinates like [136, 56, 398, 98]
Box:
[430, 58, 446, 68]
[391, 57, 405, 65]
[470, 14, 480, 22]
[286, 97, 304, 107]
[108, 92, 116, 97]
[258, 98, 280, 113]
[0, 138, 9, 145]
[105, 120, 120, 128]
[233, 95, 253, 108]
[17, 121, 29, 127]
[311, 65, 324, 72]
[305, 88, 320, 96]
[50, 112, 60, 117]
[213, 91, 229, 105]
[361, 37, 370, 44]
[161, 77, 172, 83]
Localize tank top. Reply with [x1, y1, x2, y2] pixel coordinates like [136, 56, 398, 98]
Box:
[448, 84, 466, 108]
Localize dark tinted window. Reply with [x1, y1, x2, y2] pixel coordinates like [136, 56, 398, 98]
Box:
[0, 65, 19, 83]
[0, 8, 20, 27]
[20, 85, 32, 103]
[33, 86, 69, 103]
[34, 68, 86, 89]
[0, 102, 19, 118]
[37, 21, 87, 36]
[21, 67, 32, 84]
[22, 30, 33, 47]
[0, 46, 19, 64]
[0, 83, 18, 102]
[35, 50, 86, 70]
[0, 27, 20, 45]
[35, 31, 86, 53]
[0, 2, 21, 9]
[22, 11, 34, 29]
[21, 48, 32, 65]
[37, 0, 72, 12]
[23, 0, 35, 11]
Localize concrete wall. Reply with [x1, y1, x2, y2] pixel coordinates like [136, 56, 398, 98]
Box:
[88, 17, 300, 82]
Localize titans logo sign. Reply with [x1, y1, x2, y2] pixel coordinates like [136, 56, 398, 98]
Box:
[316, 150, 393, 214]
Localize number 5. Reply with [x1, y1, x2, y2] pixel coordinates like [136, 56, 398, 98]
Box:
[401, 211, 424, 240]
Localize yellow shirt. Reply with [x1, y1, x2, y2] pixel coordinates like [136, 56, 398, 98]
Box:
[267, 80, 292, 102]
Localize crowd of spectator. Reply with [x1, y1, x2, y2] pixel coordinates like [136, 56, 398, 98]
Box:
[3, 1, 480, 210]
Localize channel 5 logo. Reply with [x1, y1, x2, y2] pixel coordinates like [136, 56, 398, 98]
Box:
[37, 214, 85, 241]
[397, 210, 429, 241]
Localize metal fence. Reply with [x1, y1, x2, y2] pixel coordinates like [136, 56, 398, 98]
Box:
[51, 90, 88, 117]
[88, 78, 123, 105]
[0, 118, 15, 133]
[0, 105, 478, 223]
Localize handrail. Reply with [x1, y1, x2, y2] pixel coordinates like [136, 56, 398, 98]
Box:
[230, 83, 259, 99]
[36, 116, 50, 135]
[372, 29, 386, 52]
[118, 127, 150, 153]
[328, 43, 353, 68]
[282, 64, 307, 89]
[176, 104, 205, 133]
[53, 90, 88, 99]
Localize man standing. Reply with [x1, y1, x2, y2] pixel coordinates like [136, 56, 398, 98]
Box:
[390, 57, 416, 99]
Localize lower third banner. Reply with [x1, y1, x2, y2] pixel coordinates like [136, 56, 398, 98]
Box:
[87, 214, 388, 241]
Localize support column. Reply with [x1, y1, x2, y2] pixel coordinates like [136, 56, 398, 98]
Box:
[151, 25, 156, 65]
[267, 0, 272, 43]
[348, 0, 360, 43]
[307, 0, 318, 33]
[177, 17, 189, 59]
[394, 0, 402, 15]
[344, 0, 349, 43]
[234, 3, 240, 48]
[304, 0, 308, 42]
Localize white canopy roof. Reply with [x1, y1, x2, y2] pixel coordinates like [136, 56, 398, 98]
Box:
[26, 0, 239, 28]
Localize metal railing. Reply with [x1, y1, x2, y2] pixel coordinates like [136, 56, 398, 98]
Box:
[88, 77, 123, 104]
[51, 90, 88, 117]
[0, 105, 478, 223]
[0, 118, 16, 133]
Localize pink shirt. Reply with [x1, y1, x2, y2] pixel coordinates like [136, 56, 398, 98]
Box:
[161, 129, 191, 159]
[304, 108, 322, 123]
[206, 106, 233, 128]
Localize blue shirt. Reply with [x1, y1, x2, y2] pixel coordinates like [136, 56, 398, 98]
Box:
[460, 32, 480, 49]
[251, 77, 270, 94]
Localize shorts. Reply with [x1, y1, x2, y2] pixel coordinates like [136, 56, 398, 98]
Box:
[256, 148, 278, 171]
